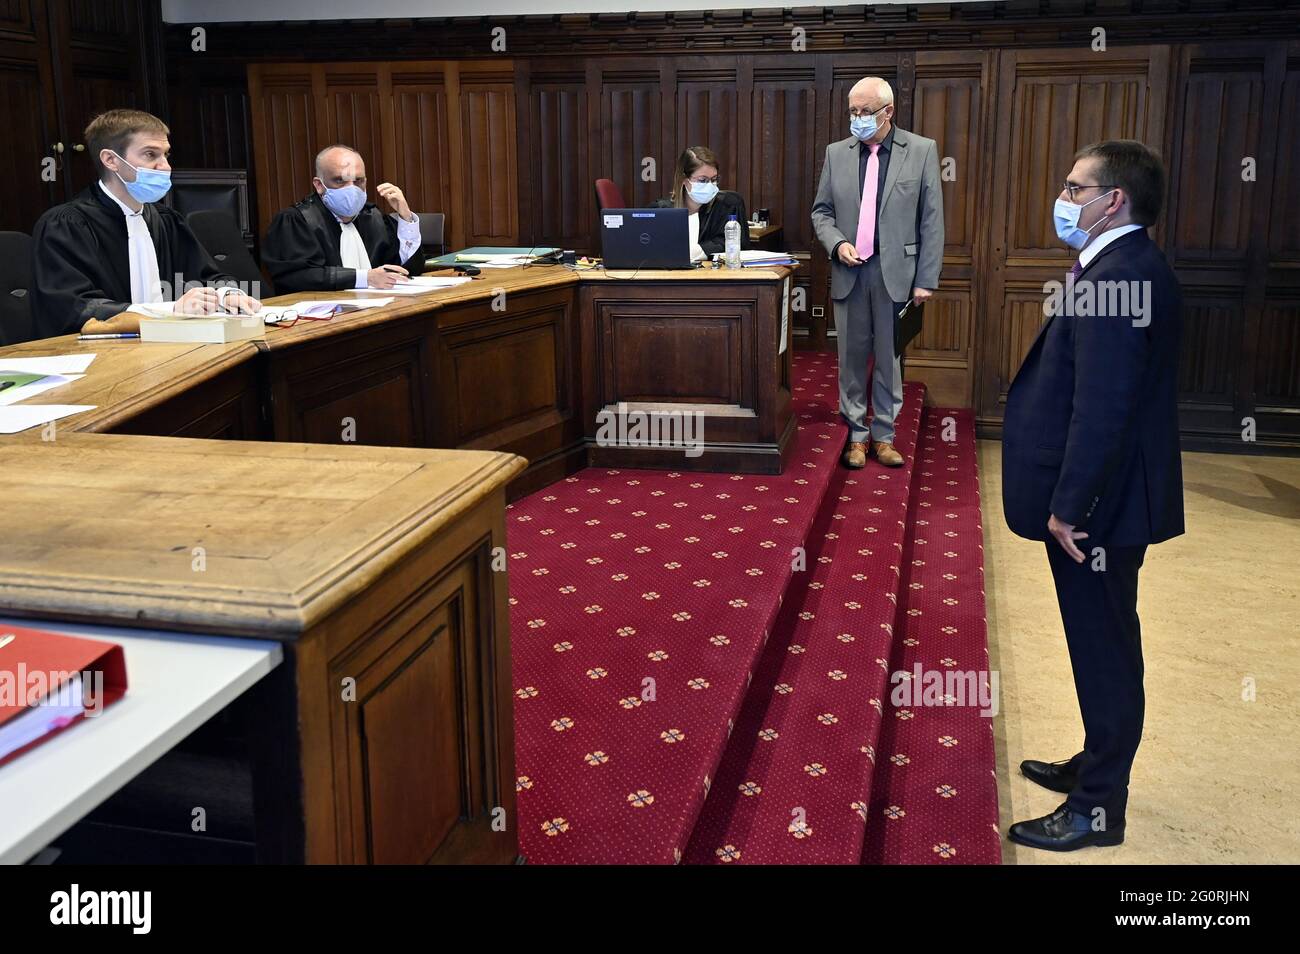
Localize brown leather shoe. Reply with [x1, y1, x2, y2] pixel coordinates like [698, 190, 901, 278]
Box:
[842, 441, 868, 468]
[872, 441, 904, 467]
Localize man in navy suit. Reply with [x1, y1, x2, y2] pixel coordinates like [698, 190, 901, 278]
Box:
[1002, 140, 1184, 851]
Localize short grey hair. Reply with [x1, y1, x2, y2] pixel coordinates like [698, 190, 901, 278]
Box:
[850, 76, 895, 107]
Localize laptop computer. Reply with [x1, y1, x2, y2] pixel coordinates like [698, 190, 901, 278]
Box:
[600, 208, 693, 270]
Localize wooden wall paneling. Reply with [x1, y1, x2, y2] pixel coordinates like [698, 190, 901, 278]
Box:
[247, 64, 318, 239]
[389, 62, 455, 250]
[1255, 46, 1300, 442]
[455, 60, 518, 246]
[908, 49, 994, 408]
[45, 0, 146, 194]
[750, 57, 818, 257]
[0, 0, 60, 232]
[523, 62, 589, 252]
[593, 58, 664, 210]
[1165, 42, 1275, 445]
[800, 54, 835, 349]
[978, 45, 1168, 432]
[512, 58, 533, 249]
[750, 54, 819, 344]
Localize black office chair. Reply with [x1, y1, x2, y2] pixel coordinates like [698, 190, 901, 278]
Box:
[186, 209, 273, 297]
[0, 231, 36, 346]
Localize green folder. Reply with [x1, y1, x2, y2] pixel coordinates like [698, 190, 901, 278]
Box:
[425, 246, 561, 267]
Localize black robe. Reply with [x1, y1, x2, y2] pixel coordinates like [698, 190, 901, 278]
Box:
[261, 192, 427, 294]
[651, 190, 752, 255]
[31, 184, 237, 340]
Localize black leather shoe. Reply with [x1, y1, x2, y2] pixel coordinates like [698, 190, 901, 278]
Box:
[1007, 804, 1125, 852]
[1020, 755, 1081, 794]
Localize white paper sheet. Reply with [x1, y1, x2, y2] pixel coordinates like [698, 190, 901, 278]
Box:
[352, 277, 474, 295]
[0, 404, 97, 434]
[0, 374, 84, 407]
[0, 355, 97, 376]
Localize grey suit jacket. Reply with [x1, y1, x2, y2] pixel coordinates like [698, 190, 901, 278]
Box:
[811, 127, 944, 303]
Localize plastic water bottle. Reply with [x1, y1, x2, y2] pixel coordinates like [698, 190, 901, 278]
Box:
[724, 215, 741, 269]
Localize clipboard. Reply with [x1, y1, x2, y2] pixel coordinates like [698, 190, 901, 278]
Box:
[894, 297, 925, 357]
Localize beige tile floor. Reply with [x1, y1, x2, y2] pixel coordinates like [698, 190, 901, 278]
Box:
[979, 442, 1300, 864]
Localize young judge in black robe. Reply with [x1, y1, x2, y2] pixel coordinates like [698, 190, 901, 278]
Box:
[31, 109, 259, 340]
[262, 144, 426, 294]
[652, 145, 752, 260]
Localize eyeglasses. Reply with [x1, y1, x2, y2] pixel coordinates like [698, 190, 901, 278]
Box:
[1061, 181, 1116, 202]
[270, 304, 345, 327]
[689, 175, 720, 185]
[848, 104, 888, 119]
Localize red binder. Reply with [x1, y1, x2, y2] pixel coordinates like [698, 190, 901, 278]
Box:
[0, 625, 128, 767]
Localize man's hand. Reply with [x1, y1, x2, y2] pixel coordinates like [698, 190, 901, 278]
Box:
[837, 242, 864, 266]
[911, 287, 934, 306]
[376, 183, 413, 222]
[366, 264, 409, 289]
[174, 287, 221, 316]
[219, 291, 262, 316]
[1048, 513, 1088, 564]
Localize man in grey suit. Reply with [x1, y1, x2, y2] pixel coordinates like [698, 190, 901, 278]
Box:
[812, 76, 944, 468]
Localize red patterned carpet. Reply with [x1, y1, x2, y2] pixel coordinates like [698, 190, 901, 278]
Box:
[682, 386, 925, 864]
[507, 352, 849, 863]
[861, 407, 1002, 864]
[506, 350, 997, 865]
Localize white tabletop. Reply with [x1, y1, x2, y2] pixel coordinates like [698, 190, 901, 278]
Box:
[0, 617, 281, 865]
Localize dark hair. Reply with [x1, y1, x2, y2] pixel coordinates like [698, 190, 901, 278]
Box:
[85, 109, 170, 179]
[671, 145, 721, 208]
[1074, 139, 1165, 227]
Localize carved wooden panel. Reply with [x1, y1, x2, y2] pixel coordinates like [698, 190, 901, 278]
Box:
[458, 65, 518, 245]
[1267, 61, 1300, 265]
[596, 64, 662, 209]
[389, 68, 454, 236]
[751, 64, 818, 254]
[0, 62, 57, 232]
[1171, 56, 1265, 266]
[1256, 301, 1300, 409]
[527, 73, 589, 250]
[248, 66, 318, 236]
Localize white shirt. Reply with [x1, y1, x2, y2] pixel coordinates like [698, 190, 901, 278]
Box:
[1079, 222, 1143, 270]
[687, 211, 705, 262]
[98, 180, 165, 306]
[334, 211, 422, 288]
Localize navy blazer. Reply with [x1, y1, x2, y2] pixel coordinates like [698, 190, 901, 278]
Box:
[1001, 228, 1184, 547]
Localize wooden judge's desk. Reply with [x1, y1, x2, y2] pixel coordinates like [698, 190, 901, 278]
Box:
[0, 262, 795, 864]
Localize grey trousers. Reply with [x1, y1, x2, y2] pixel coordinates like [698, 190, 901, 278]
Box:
[832, 255, 904, 444]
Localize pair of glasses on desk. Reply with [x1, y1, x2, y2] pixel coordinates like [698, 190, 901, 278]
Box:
[267, 304, 348, 328]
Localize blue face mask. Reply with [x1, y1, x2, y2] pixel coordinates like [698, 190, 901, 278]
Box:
[111, 152, 171, 204]
[320, 183, 367, 220]
[687, 181, 719, 205]
[850, 110, 880, 141]
[1053, 189, 1116, 250]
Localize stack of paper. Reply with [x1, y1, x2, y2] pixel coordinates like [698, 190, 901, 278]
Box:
[736, 250, 798, 267]
[0, 354, 97, 434]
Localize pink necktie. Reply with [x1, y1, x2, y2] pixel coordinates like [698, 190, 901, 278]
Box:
[855, 143, 881, 259]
